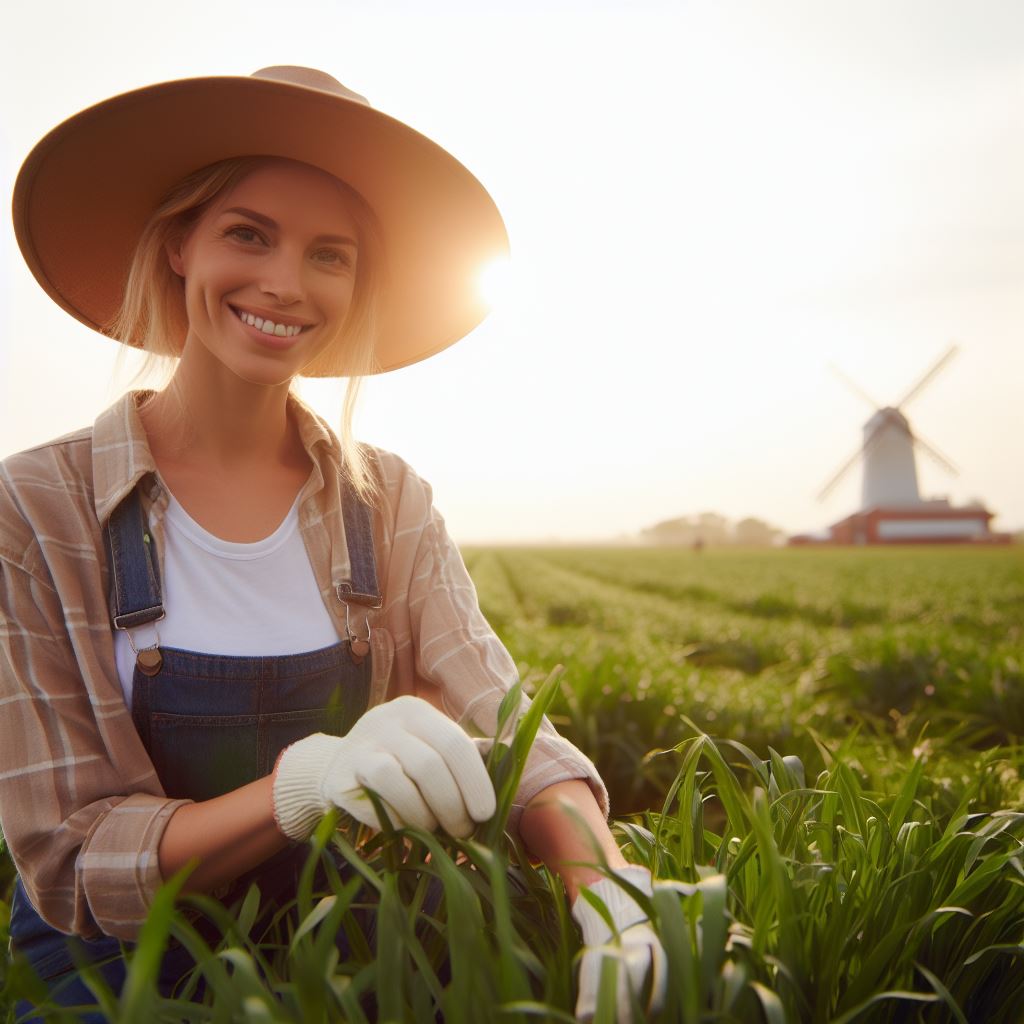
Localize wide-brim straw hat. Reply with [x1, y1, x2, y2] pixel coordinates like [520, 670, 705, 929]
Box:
[12, 66, 509, 376]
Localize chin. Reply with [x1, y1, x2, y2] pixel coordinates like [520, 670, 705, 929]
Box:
[213, 355, 301, 389]
[236, 369, 301, 388]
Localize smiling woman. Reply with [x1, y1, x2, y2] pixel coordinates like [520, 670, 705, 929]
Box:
[114, 157, 375, 364]
[106, 153, 383, 498]
[1, 65, 663, 1022]
[163, 164, 361, 388]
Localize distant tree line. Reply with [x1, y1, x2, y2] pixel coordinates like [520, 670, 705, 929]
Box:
[641, 512, 784, 547]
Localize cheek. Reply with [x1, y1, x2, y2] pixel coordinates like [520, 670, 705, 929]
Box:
[320, 278, 357, 317]
[182, 276, 214, 320]
[179, 265, 233, 332]
[186, 259, 233, 302]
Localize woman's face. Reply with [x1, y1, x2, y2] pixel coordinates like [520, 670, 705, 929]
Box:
[167, 158, 360, 387]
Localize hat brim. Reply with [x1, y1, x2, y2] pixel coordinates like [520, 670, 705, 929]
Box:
[12, 75, 509, 375]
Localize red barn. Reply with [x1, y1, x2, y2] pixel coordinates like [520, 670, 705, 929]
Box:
[826, 499, 1010, 545]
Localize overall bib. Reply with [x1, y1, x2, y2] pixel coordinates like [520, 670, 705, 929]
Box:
[9, 474, 382, 1021]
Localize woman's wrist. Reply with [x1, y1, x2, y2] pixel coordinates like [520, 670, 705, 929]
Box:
[519, 779, 627, 901]
[158, 775, 292, 893]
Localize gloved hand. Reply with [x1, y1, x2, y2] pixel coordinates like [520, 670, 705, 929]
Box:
[271, 695, 496, 841]
[572, 866, 667, 1023]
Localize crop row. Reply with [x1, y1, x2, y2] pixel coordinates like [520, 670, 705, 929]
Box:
[463, 546, 1024, 816]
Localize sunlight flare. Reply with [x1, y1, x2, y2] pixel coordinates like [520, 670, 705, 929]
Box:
[477, 256, 513, 311]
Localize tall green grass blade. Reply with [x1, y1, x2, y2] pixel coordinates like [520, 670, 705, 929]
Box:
[479, 668, 563, 850]
[915, 962, 969, 1024]
[963, 942, 1024, 966]
[651, 886, 698, 1024]
[593, 954, 620, 1024]
[374, 874, 407, 1024]
[117, 860, 195, 1020]
[467, 841, 534, 1005]
[887, 757, 924, 832]
[696, 874, 728, 994]
[415, 830, 494, 1023]
[498, 1001, 578, 1022]
[829, 989, 939, 1024]
[749, 981, 787, 1024]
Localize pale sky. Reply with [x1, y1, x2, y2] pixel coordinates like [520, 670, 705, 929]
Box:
[2, 0, 1022, 542]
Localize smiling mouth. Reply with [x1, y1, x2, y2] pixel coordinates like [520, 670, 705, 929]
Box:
[232, 306, 308, 339]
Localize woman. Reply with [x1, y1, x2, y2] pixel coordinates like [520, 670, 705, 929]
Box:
[1, 66, 664, 1020]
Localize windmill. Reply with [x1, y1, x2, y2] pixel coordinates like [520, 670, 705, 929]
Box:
[818, 345, 959, 508]
[791, 344, 1007, 545]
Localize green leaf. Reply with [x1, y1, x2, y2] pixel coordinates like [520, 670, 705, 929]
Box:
[289, 894, 337, 952]
[118, 859, 196, 1020]
[915, 962, 968, 1024]
[887, 757, 924, 832]
[749, 981, 787, 1024]
[829, 989, 939, 1024]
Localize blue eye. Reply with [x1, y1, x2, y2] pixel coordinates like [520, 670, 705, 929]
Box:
[313, 248, 355, 269]
[226, 225, 265, 244]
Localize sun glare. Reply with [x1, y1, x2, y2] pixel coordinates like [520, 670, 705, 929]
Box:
[477, 257, 513, 310]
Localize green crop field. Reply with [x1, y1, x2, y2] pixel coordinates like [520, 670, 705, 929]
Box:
[2, 546, 1023, 1022]
[463, 545, 1024, 817]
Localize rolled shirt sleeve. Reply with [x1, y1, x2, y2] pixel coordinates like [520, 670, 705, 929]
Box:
[373, 450, 609, 840]
[0, 450, 190, 941]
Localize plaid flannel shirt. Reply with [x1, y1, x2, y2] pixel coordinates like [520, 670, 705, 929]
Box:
[0, 390, 607, 939]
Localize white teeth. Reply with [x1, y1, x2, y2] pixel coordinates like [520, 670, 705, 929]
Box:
[235, 307, 302, 338]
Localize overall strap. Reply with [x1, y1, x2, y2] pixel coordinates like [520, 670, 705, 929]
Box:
[105, 485, 164, 629]
[336, 473, 382, 609]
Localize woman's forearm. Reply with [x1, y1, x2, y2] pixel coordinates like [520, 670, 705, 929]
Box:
[519, 779, 627, 901]
[158, 774, 291, 894]
[161, 775, 623, 900]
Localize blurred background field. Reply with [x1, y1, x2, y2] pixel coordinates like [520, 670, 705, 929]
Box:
[463, 544, 1024, 818]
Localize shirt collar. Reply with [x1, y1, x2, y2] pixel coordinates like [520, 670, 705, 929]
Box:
[91, 389, 340, 525]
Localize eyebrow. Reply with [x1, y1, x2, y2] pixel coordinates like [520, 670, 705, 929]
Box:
[220, 206, 358, 247]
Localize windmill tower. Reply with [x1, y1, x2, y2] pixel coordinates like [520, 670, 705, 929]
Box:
[802, 345, 1007, 545]
[859, 407, 922, 507]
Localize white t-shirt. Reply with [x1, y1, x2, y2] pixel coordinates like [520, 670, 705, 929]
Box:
[114, 486, 341, 709]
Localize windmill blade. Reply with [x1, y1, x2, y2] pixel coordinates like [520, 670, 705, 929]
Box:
[912, 433, 959, 476]
[897, 343, 959, 409]
[817, 418, 890, 502]
[817, 445, 865, 502]
[828, 363, 883, 411]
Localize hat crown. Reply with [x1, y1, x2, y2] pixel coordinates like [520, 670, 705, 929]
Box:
[251, 66, 370, 107]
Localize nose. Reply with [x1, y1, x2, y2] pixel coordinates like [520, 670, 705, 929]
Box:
[259, 248, 305, 305]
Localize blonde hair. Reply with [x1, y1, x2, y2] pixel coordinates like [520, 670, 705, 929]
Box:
[108, 156, 383, 502]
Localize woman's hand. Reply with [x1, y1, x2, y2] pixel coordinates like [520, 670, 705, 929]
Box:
[571, 866, 667, 1023]
[272, 695, 496, 840]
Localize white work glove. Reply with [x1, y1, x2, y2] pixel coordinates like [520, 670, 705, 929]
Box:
[271, 695, 496, 841]
[572, 866, 667, 1023]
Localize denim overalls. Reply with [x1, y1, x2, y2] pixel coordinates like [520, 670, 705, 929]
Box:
[9, 473, 382, 1021]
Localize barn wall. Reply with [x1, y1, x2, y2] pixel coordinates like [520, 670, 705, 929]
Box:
[876, 517, 987, 540]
